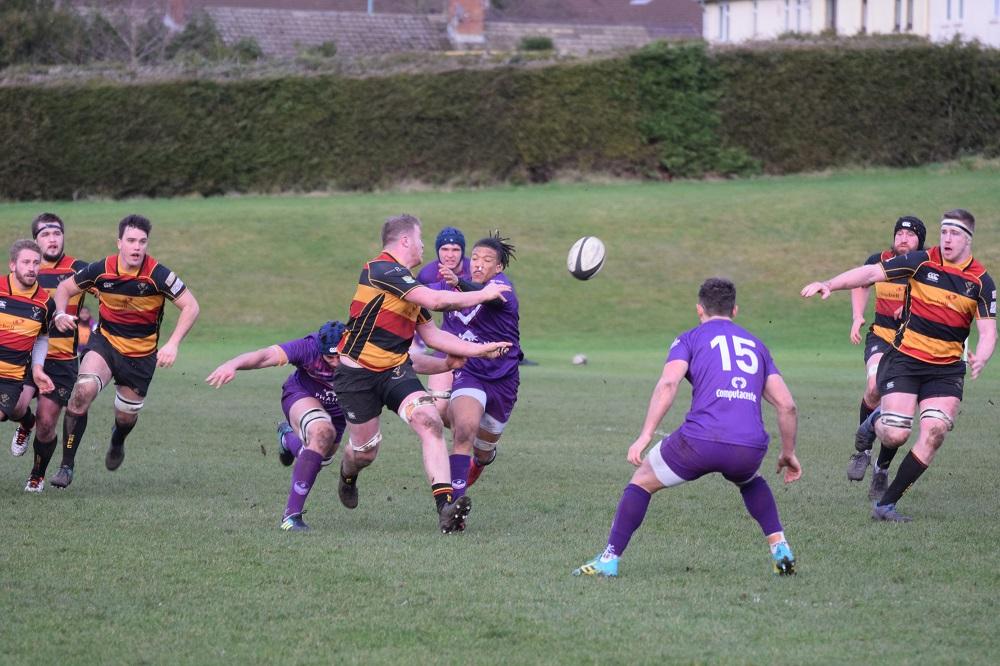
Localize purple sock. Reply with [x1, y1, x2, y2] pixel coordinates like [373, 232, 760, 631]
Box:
[283, 430, 304, 458]
[450, 453, 472, 498]
[284, 449, 323, 519]
[607, 483, 652, 557]
[739, 476, 783, 536]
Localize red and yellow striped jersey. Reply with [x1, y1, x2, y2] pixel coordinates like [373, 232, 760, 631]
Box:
[37, 254, 89, 361]
[338, 251, 431, 371]
[882, 246, 997, 365]
[0, 276, 55, 381]
[864, 250, 908, 344]
[73, 255, 187, 358]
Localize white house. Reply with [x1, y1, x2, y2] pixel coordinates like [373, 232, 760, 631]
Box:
[703, 0, 1000, 46]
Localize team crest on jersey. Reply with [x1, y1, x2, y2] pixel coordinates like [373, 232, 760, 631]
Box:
[137, 282, 150, 294]
[964, 281, 977, 296]
[31, 306, 42, 320]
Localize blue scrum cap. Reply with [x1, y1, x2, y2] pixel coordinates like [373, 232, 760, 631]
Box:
[435, 226, 466, 256]
[317, 320, 346, 355]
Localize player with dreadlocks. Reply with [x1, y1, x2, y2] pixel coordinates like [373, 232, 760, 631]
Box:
[440, 232, 523, 514]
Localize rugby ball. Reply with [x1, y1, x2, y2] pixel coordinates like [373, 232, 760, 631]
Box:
[567, 236, 606, 281]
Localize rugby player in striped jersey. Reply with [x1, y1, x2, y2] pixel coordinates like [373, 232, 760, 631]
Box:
[802, 209, 997, 521]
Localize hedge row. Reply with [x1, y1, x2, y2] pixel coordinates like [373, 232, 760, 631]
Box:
[1, 42, 998, 200]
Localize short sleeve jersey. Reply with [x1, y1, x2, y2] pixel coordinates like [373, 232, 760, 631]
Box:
[666, 318, 780, 449]
[73, 255, 187, 357]
[338, 251, 432, 371]
[882, 246, 996, 365]
[278, 333, 341, 414]
[0, 277, 55, 381]
[441, 272, 522, 380]
[864, 250, 908, 345]
[38, 254, 89, 361]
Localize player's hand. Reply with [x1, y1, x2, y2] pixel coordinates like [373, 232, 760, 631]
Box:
[205, 362, 238, 388]
[776, 451, 801, 484]
[481, 282, 512, 303]
[800, 281, 831, 299]
[444, 354, 467, 370]
[479, 341, 511, 359]
[32, 366, 55, 394]
[850, 317, 864, 344]
[156, 342, 179, 368]
[968, 350, 986, 379]
[627, 436, 651, 466]
[53, 312, 78, 333]
[438, 266, 459, 287]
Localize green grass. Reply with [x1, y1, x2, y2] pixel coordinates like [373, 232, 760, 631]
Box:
[1, 165, 999, 664]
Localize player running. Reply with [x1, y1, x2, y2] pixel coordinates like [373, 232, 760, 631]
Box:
[49, 214, 200, 489]
[573, 278, 801, 577]
[846, 216, 925, 498]
[802, 209, 996, 522]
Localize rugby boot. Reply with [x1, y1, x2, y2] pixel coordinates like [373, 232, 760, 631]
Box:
[771, 541, 796, 576]
[105, 435, 125, 471]
[50, 465, 74, 489]
[438, 495, 472, 534]
[24, 475, 45, 493]
[466, 448, 497, 488]
[872, 501, 912, 523]
[868, 466, 890, 501]
[338, 465, 359, 509]
[276, 422, 295, 467]
[10, 424, 31, 457]
[572, 553, 619, 577]
[280, 512, 310, 532]
[847, 450, 871, 482]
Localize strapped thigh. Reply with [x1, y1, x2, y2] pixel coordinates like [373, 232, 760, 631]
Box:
[350, 431, 382, 453]
[879, 411, 914, 430]
[920, 408, 954, 431]
[298, 408, 332, 445]
[398, 393, 437, 424]
[114, 391, 143, 414]
[77, 373, 105, 393]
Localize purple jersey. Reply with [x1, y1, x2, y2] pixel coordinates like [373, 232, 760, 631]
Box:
[666, 319, 779, 449]
[417, 257, 472, 286]
[278, 333, 341, 414]
[442, 272, 522, 380]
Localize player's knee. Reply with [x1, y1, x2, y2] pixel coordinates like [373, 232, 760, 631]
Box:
[452, 421, 478, 448]
[70, 375, 101, 411]
[307, 422, 338, 457]
[410, 409, 443, 438]
[920, 408, 954, 443]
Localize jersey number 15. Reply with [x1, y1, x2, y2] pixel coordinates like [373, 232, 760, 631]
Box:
[710, 334, 759, 374]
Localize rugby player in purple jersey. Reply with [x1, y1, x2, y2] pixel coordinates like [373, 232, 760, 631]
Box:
[206, 321, 468, 531]
[436, 232, 521, 506]
[573, 278, 802, 577]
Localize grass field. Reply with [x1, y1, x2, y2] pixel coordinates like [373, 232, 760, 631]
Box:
[1, 165, 999, 664]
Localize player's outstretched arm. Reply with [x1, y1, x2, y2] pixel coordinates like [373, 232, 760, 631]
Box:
[52, 277, 83, 333]
[968, 318, 998, 380]
[416, 321, 511, 359]
[763, 373, 801, 483]
[410, 352, 467, 375]
[205, 345, 287, 388]
[801, 264, 885, 300]
[158, 290, 200, 368]
[406, 282, 511, 311]
[627, 360, 687, 465]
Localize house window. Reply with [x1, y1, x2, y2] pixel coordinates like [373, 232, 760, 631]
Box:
[946, 0, 951, 20]
[718, 1, 731, 41]
[907, 0, 913, 29]
[826, 0, 837, 31]
[753, 0, 759, 37]
[958, 0, 964, 19]
[785, 0, 791, 31]
[861, 0, 868, 33]
[894, 0, 902, 31]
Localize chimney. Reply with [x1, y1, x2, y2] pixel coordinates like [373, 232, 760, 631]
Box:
[164, 0, 185, 32]
[447, 0, 485, 48]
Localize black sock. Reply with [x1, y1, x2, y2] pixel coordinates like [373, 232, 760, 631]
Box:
[111, 419, 136, 448]
[859, 400, 875, 425]
[432, 482, 454, 511]
[875, 445, 898, 470]
[60, 410, 88, 468]
[17, 407, 35, 431]
[878, 451, 927, 506]
[31, 436, 58, 477]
